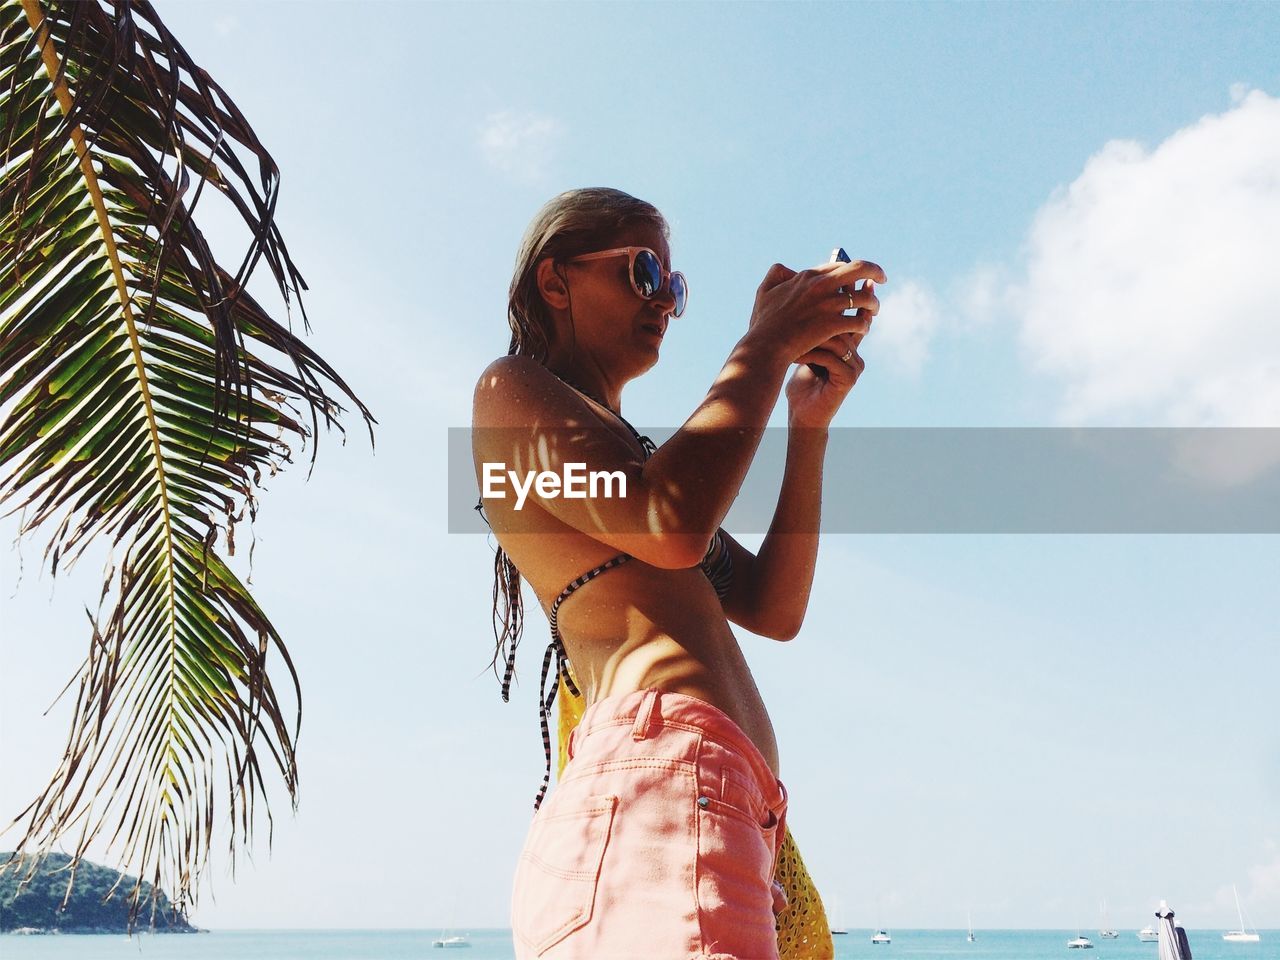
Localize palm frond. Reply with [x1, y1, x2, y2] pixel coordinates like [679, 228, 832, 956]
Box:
[0, 0, 373, 923]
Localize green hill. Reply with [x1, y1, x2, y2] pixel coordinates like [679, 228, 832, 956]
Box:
[0, 852, 197, 934]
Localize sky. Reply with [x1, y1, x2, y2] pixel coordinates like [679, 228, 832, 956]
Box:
[2, 0, 1279, 934]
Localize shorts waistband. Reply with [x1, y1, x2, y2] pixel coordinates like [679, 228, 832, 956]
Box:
[573, 688, 780, 803]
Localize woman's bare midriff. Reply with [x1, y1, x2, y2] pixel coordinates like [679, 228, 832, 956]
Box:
[496, 524, 780, 774]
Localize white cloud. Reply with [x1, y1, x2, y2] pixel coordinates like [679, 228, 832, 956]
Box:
[1013, 88, 1280, 428]
[477, 110, 564, 183]
[874, 279, 940, 378]
[1206, 859, 1276, 928]
[1244, 848, 1280, 915]
[860, 263, 1007, 379]
[954, 264, 1011, 331]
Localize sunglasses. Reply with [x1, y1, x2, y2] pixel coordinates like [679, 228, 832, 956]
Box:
[567, 246, 688, 318]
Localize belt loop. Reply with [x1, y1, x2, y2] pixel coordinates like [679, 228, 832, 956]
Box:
[631, 689, 659, 741]
[770, 778, 789, 875]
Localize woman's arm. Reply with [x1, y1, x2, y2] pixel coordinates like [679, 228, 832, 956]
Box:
[473, 336, 788, 569]
[717, 427, 826, 641]
[718, 289, 879, 639]
[473, 260, 883, 569]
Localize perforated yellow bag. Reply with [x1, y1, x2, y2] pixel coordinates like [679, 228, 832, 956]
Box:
[557, 678, 834, 960]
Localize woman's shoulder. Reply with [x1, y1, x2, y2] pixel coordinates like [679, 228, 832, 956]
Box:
[475, 353, 543, 388]
[473, 355, 580, 427]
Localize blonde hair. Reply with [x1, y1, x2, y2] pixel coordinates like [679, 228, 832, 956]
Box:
[506, 187, 668, 360]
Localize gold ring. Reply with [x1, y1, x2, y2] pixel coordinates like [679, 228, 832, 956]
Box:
[847, 292, 856, 312]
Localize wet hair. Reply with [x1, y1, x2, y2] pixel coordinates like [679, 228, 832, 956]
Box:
[489, 188, 667, 684]
[506, 186, 668, 360]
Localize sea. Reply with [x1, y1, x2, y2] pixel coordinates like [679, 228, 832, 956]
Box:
[0, 929, 1275, 960]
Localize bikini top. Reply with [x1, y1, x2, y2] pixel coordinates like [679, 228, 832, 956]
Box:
[484, 382, 733, 810]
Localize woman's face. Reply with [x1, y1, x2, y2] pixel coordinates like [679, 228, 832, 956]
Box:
[556, 221, 677, 377]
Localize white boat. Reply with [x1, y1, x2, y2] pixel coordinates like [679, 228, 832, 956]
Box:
[1099, 898, 1118, 938]
[1138, 925, 1159, 942]
[432, 934, 470, 948]
[872, 929, 892, 944]
[1224, 883, 1261, 942]
[1225, 933, 1262, 944]
[1067, 935, 1094, 949]
[968, 910, 976, 942]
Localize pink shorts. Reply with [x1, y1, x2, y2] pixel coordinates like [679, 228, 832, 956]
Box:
[511, 688, 788, 960]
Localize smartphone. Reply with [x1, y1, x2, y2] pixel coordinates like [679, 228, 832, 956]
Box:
[832, 246, 863, 294]
[806, 247, 852, 380]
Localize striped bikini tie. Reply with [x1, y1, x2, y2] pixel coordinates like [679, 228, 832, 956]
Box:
[501, 552, 632, 811]
[493, 393, 667, 810]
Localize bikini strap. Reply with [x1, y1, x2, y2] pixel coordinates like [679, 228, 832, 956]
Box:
[526, 552, 631, 811]
[491, 376, 655, 809]
[557, 379, 657, 461]
[548, 553, 633, 663]
[620, 417, 657, 460]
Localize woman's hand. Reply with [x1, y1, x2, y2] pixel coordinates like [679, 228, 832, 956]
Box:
[784, 276, 879, 428]
[745, 259, 885, 367]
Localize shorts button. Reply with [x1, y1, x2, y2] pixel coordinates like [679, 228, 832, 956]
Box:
[697, 796, 710, 809]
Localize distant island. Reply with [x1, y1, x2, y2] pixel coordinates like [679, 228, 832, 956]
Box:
[0, 852, 197, 934]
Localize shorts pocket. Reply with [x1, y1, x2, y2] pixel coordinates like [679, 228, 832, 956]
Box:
[719, 766, 772, 828]
[694, 794, 779, 951]
[512, 793, 618, 956]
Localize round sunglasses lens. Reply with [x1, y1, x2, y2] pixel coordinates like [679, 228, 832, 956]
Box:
[670, 273, 687, 317]
[632, 250, 663, 298]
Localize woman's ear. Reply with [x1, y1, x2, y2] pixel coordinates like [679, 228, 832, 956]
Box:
[535, 257, 572, 311]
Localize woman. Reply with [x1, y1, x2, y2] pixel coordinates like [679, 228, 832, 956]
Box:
[473, 188, 883, 960]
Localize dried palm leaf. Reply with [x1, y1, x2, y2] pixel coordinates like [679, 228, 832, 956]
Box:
[1, 0, 373, 923]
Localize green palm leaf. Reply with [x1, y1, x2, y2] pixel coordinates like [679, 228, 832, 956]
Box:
[1, 0, 373, 922]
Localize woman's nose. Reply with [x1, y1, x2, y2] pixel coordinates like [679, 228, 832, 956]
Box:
[650, 278, 677, 316]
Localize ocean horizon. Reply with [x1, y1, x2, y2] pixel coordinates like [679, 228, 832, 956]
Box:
[1, 927, 1275, 959]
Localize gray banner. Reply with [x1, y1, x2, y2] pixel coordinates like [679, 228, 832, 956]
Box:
[450, 427, 1280, 534]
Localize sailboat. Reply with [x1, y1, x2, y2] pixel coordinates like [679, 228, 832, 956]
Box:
[829, 895, 848, 936]
[1223, 883, 1261, 942]
[1099, 899, 1118, 939]
[1067, 926, 1095, 950]
[431, 935, 470, 948]
[871, 900, 890, 943]
[432, 894, 471, 948]
[967, 911, 975, 943]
